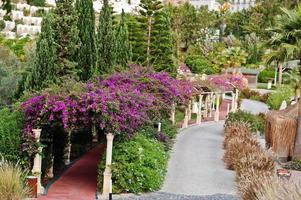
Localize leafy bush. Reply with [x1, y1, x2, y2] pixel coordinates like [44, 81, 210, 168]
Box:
[97, 135, 168, 194]
[0, 159, 29, 200]
[239, 88, 271, 103]
[266, 86, 294, 110]
[0, 108, 23, 162]
[185, 55, 217, 75]
[0, 20, 5, 31]
[225, 111, 265, 133]
[258, 69, 289, 83]
[3, 15, 12, 21]
[27, 0, 45, 7]
[284, 160, 301, 171]
[258, 69, 275, 83]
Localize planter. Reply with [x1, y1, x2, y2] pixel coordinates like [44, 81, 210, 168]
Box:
[27, 176, 38, 198]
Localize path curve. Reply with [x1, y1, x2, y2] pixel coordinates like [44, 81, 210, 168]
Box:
[240, 99, 269, 115]
[38, 145, 105, 200]
[162, 122, 236, 196]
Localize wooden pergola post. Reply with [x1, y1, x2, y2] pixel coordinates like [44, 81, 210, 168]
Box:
[209, 92, 214, 118]
[234, 89, 239, 112]
[92, 123, 98, 143]
[204, 95, 208, 118]
[170, 103, 176, 125]
[182, 106, 189, 129]
[102, 133, 114, 196]
[64, 130, 72, 165]
[196, 95, 203, 124]
[31, 129, 44, 194]
[231, 91, 235, 112]
[188, 100, 192, 121]
[214, 94, 220, 122]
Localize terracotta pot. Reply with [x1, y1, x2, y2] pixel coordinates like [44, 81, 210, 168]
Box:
[27, 176, 38, 198]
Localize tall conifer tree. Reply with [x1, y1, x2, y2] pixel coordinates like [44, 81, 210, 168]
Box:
[115, 10, 131, 68]
[24, 14, 57, 91]
[75, 0, 96, 80]
[53, 0, 79, 78]
[151, 10, 174, 73]
[97, 0, 115, 74]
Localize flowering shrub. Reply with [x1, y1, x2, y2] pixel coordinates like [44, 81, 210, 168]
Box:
[20, 67, 193, 140]
[209, 74, 248, 91]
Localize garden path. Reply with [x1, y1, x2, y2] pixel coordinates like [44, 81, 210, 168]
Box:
[240, 99, 269, 115]
[38, 144, 105, 200]
[162, 122, 237, 197]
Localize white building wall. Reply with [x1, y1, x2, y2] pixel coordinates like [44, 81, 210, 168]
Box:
[188, 0, 255, 12]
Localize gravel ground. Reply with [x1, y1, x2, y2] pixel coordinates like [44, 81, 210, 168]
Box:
[110, 192, 239, 200]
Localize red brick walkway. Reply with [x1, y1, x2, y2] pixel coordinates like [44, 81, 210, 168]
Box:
[38, 145, 105, 200]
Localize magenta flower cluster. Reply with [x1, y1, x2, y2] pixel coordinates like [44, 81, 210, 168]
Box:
[209, 74, 248, 91]
[21, 67, 193, 138]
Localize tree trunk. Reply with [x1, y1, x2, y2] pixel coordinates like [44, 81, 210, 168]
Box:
[278, 63, 283, 85]
[146, 16, 152, 68]
[293, 64, 301, 159]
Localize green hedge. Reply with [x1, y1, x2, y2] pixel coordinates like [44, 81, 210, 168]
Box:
[225, 111, 265, 133]
[0, 108, 23, 162]
[258, 69, 289, 83]
[97, 134, 168, 194]
[185, 55, 217, 75]
[266, 86, 294, 110]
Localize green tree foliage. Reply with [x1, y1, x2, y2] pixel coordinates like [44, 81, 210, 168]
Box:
[2, 0, 12, 14]
[53, 0, 79, 78]
[115, 10, 131, 69]
[75, 0, 97, 80]
[24, 14, 57, 91]
[139, 0, 163, 67]
[125, 14, 144, 64]
[150, 10, 174, 73]
[97, 0, 115, 74]
[0, 108, 23, 162]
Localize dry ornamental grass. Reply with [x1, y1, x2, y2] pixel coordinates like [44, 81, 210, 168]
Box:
[0, 160, 29, 200]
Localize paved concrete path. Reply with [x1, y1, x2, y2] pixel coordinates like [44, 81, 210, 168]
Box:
[240, 99, 269, 115]
[162, 122, 236, 196]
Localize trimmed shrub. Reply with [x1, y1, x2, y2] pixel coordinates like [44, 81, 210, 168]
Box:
[97, 135, 168, 194]
[0, 159, 29, 200]
[266, 86, 294, 110]
[0, 108, 23, 163]
[225, 111, 265, 133]
[184, 55, 217, 75]
[258, 69, 275, 83]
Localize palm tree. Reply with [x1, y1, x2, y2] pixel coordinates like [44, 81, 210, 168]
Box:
[268, 6, 301, 158]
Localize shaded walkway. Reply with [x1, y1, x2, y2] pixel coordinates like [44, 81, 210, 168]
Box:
[38, 145, 105, 200]
[162, 122, 236, 196]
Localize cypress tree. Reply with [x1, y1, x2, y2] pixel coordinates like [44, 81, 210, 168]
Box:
[151, 10, 174, 73]
[115, 10, 131, 68]
[24, 14, 57, 91]
[53, 0, 79, 78]
[75, 0, 96, 80]
[97, 0, 115, 74]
